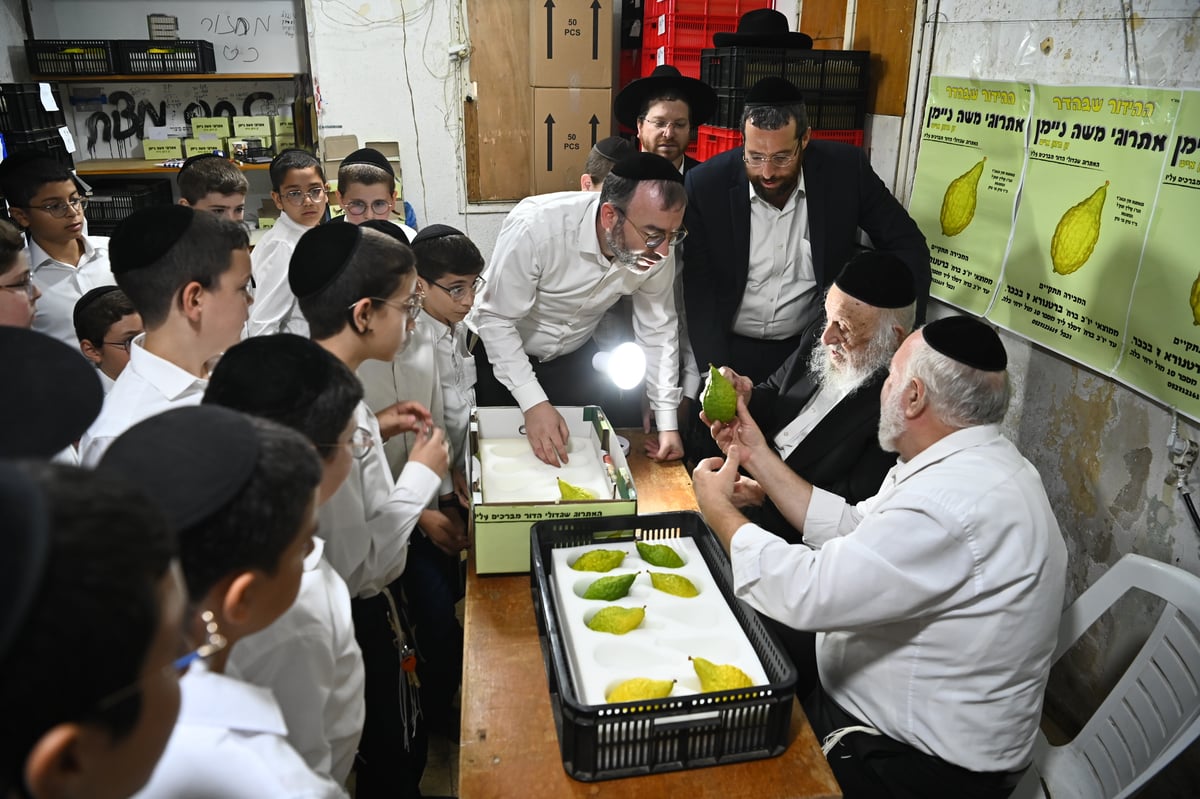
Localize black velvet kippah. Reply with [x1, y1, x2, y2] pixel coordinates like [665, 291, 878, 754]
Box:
[341, 147, 395, 179]
[0, 462, 49, 663]
[204, 334, 338, 417]
[610, 152, 684, 184]
[0, 327, 103, 458]
[923, 316, 1007, 372]
[834, 251, 917, 309]
[100, 406, 260, 531]
[72, 284, 123, 330]
[177, 152, 226, 181]
[592, 136, 635, 163]
[110, 205, 195, 275]
[411, 223, 463, 245]
[288, 223, 363, 299]
[360, 219, 410, 246]
[745, 76, 806, 107]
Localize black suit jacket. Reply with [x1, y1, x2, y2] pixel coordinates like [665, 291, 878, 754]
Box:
[681, 140, 930, 379]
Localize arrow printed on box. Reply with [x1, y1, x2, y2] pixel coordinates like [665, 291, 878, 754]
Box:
[545, 114, 555, 171]
[545, 0, 555, 59]
[589, 115, 600, 146]
[591, 1, 602, 60]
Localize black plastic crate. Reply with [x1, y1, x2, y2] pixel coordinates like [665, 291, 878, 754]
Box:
[84, 178, 173, 235]
[716, 87, 868, 130]
[115, 40, 216, 75]
[0, 127, 73, 168]
[0, 83, 66, 132]
[530, 511, 796, 782]
[25, 39, 116, 76]
[701, 47, 870, 93]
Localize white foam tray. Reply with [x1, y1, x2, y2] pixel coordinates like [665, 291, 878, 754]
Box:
[479, 437, 612, 504]
[550, 537, 768, 706]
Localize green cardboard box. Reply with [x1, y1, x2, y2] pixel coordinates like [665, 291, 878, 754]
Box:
[142, 138, 183, 161]
[273, 117, 295, 138]
[184, 137, 226, 156]
[191, 117, 232, 138]
[232, 115, 272, 138]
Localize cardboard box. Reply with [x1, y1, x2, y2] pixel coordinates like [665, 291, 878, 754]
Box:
[142, 138, 183, 161]
[272, 117, 295, 138]
[469, 406, 636, 574]
[184, 137, 226, 156]
[531, 88, 612, 194]
[323, 134, 359, 160]
[232, 115, 272, 138]
[530, 0, 614, 88]
[191, 117, 232, 138]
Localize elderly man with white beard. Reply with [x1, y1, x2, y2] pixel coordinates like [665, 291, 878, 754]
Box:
[693, 315, 1067, 799]
[468, 153, 687, 466]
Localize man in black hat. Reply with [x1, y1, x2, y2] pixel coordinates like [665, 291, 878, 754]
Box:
[693, 315, 1067, 799]
[681, 76, 930, 397]
[468, 152, 688, 465]
[614, 65, 717, 175]
[711, 8, 814, 49]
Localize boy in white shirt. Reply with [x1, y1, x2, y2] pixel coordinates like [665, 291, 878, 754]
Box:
[103, 406, 345, 799]
[246, 149, 328, 337]
[176, 153, 249, 223]
[78, 205, 253, 465]
[203, 333, 367, 786]
[73, 285, 143, 392]
[0, 153, 113, 347]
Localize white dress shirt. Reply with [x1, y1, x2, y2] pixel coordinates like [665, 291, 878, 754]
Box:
[133, 661, 346, 799]
[319, 400, 442, 598]
[247, 213, 312, 337]
[227, 538, 365, 785]
[26, 234, 114, 348]
[730, 424, 1067, 772]
[733, 175, 820, 340]
[78, 334, 207, 466]
[772, 382, 850, 460]
[467, 191, 682, 432]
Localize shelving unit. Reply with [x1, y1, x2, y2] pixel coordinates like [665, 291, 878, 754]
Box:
[71, 158, 270, 175]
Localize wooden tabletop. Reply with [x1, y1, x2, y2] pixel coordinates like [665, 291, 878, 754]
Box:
[459, 430, 842, 799]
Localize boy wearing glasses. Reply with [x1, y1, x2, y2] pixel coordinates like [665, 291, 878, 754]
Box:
[78, 205, 254, 465]
[73, 285, 144, 391]
[0, 153, 114, 347]
[176, 153, 250, 223]
[246, 149, 328, 337]
[102, 407, 345, 799]
[332, 147, 418, 239]
[0, 218, 41, 328]
[203, 334, 367, 789]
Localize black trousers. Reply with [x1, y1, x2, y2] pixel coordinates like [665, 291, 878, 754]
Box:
[803, 684, 1027, 799]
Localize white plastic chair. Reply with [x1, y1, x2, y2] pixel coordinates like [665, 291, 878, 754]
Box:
[1012, 554, 1200, 799]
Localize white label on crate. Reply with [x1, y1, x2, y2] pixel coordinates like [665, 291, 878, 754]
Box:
[57, 126, 75, 154]
[657, 46, 666, 66]
[145, 125, 170, 141]
[39, 83, 59, 113]
[657, 15, 665, 35]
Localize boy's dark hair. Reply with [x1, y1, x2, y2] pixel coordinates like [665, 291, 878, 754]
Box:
[269, 149, 323, 192]
[180, 416, 321, 601]
[0, 153, 75, 210]
[0, 219, 23, 272]
[73, 286, 137, 346]
[0, 464, 175, 793]
[203, 334, 363, 461]
[114, 212, 249, 328]
[337, 162, 394, 191]
[412, 233, 484, 283]
[177, 155, 250, 203]
[298, 227, 415, 340]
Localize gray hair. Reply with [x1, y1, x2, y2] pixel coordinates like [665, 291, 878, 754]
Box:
[741, 102, 809, 135]
[903, 335, 1010, 428]
[880, 302, 918, 338]
[599, 173, 687, 212]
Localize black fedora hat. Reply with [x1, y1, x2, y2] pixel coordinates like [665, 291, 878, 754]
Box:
[613, 65, 717, 129]
[713, 9, 814, 49]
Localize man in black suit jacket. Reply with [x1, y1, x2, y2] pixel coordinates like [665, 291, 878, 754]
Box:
[614, 65, 716, 177]
[682, 78, 930, 392]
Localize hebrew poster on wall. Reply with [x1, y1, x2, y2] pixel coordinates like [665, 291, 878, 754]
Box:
[908, 77, 1031, 316]
[988, 84, 1181, 373]
[1115, 92, 1200, 416]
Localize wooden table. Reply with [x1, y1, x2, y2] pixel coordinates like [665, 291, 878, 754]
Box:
[459, 430, 842, 799]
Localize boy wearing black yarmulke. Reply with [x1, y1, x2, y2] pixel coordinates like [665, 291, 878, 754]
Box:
[176, 153, 249, 223]
[73, 285, 143, 391]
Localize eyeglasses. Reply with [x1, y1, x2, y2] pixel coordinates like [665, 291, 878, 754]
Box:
[25, 196, 88, 218]
[743, 143, 801, 169]
[0, 273, 36, 301]
[103, 333, 142, 352]
[612, 206, 688, 248]
[430, 275, 485, 302]
[280, 187, 326, 206]
[639, 116, 690, 133]
[343, 199, 394, 217]
[96, 610, 227, 712]
[354, 291, 425, 322]
[321, 427, 374, 461]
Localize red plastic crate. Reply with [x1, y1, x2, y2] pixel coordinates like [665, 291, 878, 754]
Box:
[696, 124, 742, 160]
[619, 48, 640, 89]
[646, 0, 773, 15]
[810, 128, 865, 148]
[644, 13, 738, 51]
[642, 44, 705, 79]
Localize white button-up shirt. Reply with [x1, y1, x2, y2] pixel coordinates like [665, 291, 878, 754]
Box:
[247, 213, 311, 338]
[730, 424, 1067, 772]
[26, 234, 114, 348]
[227, 538, 365, 785]
[467, 191, 682, 432]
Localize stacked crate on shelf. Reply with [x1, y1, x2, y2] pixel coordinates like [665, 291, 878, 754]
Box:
[640, 0, 773, 79]
[696, 46, 870, 157]
[0, 83, 72, 170]
[84, 178, 174, 235]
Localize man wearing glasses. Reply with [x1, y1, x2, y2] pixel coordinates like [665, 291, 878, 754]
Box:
[682, 77, 930, 398]
[469, 153, 688, 466]
[614, 64, 717, 176]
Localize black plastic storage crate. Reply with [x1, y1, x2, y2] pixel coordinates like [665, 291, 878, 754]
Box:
[0, 83, 65, 132]
[530, 511, 796, 782]
[84, 179, 174, 235]
[701, 47, 869, 93]
[716, 87, 868, 131]
[25, 39, 116, 76]
[0, 128, 73, 168]
[115, 40, 216, 75]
